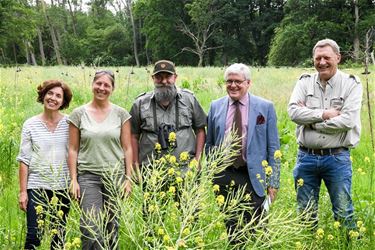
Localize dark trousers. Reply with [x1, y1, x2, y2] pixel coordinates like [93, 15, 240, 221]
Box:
[214, 167, 265, 236]
[25, 189, 70, 250]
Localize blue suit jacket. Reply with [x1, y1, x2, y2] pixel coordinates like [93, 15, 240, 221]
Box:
[206, 93, 280, 197]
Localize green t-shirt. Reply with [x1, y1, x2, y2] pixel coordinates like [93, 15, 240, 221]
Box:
[68, 103, 131, 175]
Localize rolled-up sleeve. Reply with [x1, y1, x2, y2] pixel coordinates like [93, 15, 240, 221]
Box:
[16, 124, 32, 166]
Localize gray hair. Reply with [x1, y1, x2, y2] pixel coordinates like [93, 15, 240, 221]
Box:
[224, 63, 251, 80]
[313, 39, 340, 55]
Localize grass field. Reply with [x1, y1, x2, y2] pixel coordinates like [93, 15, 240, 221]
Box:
[0, 65, 374, 249]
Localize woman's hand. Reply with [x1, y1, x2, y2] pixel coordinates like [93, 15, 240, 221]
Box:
[19, 191, 28, 212]
[70, 180, 81, 200]
[124, 180, 132, 198]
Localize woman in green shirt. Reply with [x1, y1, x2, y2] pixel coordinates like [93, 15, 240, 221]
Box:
[68, 70, 133, 250]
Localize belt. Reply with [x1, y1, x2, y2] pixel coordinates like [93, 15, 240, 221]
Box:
[299, 146, 348, 156]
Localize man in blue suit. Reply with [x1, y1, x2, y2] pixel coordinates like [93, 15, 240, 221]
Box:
[206, 63, 280, 238]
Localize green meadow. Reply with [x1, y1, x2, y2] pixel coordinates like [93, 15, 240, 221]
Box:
[0, 66, 374, 249]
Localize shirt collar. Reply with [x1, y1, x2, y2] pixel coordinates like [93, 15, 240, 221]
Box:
[229, 92, 248, 106]
[316, 70, 340, 88]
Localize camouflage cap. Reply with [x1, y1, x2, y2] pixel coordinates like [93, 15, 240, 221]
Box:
[152, 60, 176, 75]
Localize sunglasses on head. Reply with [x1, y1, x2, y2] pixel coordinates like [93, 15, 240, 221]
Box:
[95, 70, 115, 80]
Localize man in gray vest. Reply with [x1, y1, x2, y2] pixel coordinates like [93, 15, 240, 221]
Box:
[130, 60, 207, 170]
[288, 39, 362, 230]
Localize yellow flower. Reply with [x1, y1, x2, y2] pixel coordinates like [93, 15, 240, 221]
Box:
[148, 204, 156, 213]
[157, 228, 165, 236]
[168, 186, 176, 194]
[188, 159, 198, 169]
[37, 219, 44, 228]
[359, 226, 366, 233]
[295, 241, 302, 250]
[230, 180, 235, 187]
[316, 228, 324, 239]
[244, 194, 251, 201]
[169, 155, 177, 164]
[265, 166, 273, 176]
[357, 220, 363, 228]
[261, 160, 268, 167]
[159, 191, 166, 198]
[160, 157, 167, 164]
[297, 178, 304, 187]
[176, 176, 183, 184]
[144, 192, 150, 200]
[168, 132, 176, 142]
[179, 151, 190, 162]
[327, 234, 334, 240]
[333, 221, 341, 229]
[168, 167, 175, 176]
[349, 230, 359, 239]
[65, 242, 72, 250]
[274, 150, 282, 159]
[212, 184, 220, 193]
[163, 234, 170, 243]
[174, 202, 179, 208]
[186, 170, 193, 178]
[256, 173, 261, 179]
[50, 229, 58, 236]
[216, 195, 225, 206]
[35, 205, 43, 215]
[154, 143, 162, 152]
[57, 210, 64, 219]
[195, 236, 203, 244]
[219, 232, 227, 240]
[182, 227, 191, 236]
[364, 156, 370, 163]
[72, 237, 81, 247]
[50, 196, 59, 206]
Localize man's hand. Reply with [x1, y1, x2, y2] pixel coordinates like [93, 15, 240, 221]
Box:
[19, 191, 28, 212]
[69, 180, 80, 200]
[267, 187, 278, 202]
[322, 108, 340, 120]
[297, 100, 306, 107]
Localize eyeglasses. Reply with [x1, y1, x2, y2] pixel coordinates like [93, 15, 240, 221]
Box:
[95, 70, 115, 80]
[225, 79, 247, 86]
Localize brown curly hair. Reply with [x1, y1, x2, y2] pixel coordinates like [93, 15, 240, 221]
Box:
[37, 80, 73, 110]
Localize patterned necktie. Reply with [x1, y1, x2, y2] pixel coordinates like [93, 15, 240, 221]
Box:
[233, 101, 246, 167]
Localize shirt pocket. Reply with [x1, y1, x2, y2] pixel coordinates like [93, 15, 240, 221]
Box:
[306, 96, 321, 109]
[178, 107, 192, 129]
[140, 108, 155, 132]
[330, 97, 344, 111]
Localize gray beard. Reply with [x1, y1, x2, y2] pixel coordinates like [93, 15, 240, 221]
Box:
[154, 84, 177, 104]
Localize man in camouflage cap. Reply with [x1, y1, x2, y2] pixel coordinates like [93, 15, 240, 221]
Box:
[130, 60, 207, 170]
[288, 39, 362, 230]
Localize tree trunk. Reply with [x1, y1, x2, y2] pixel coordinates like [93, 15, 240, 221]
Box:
[26, 41, 37, 65]
[353, 0, 360, 61]
[37, 28, 46, 65]
[24, 41, 30, 65]
[41, 0, 63, 64]
[126, 0, 140, 67]
[67, 0, 77, 35]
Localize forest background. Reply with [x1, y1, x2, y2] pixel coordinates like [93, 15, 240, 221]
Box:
[0, 0, 374, 68]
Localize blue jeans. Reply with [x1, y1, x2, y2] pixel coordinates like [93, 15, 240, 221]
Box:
[25, 189, 70, 250]
[293, 149, 355, 229]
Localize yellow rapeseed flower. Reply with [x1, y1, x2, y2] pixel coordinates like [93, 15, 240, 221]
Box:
[154, 143, 162, 152]
[261, 160, 268, 167]
[186, 170, 193, 178]
[148, 205, 156, 213]
[168, 167, 175, 176]
[188, 159, 198, 169]
[35, 205, 43, 215]
[50, 196, 59, 206]
[359, 226, 366, 233]
[364, 156, 370, 163]
[168, 186, 176, 194]
[157, 228, 165, 236]
[216, 195, 225, 206]
[174, 202, 179, 208]
[195, 236, 203, 244]
[274, 150, 282, 159]
[50, 229, 58, 236]
[159, 191, 166, 198]
[212, 184, 220, 193]
[256, 173, 261, 179]
[176, 176, 183, 184]
[144, 192, 150, 200]
[159, 157, 167, 164]
[182, 227, 191, 236]
[169, 155, 177, 164]
[333, 221, 341, 229]
[72, 237, 81, 247]
[230, 180, 235, 187]
[297, 178, 304, 187]
[244, 194, 251, 201]
[357, 220, 363, 228]
[295, 241, 302, 250]
[168, 132, 176, 143]
[316, 228, 324, 240]
[163, 234, 170, 243]
[37, 219, 44, 228]
[349, 230, 359, 239]
[327, 234, 334, 240]
[179, 151, 190, 162]
[57, 210, 64, 219]
[65, 242, 72, 250]
[265, 166, 273, 176]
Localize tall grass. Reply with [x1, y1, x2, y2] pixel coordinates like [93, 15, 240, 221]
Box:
[0, 65, 374, 249]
